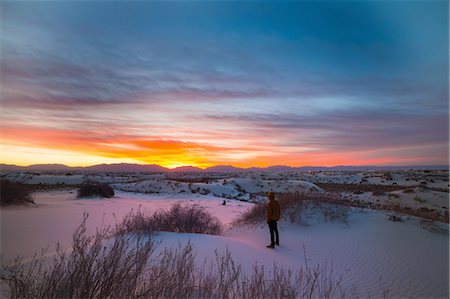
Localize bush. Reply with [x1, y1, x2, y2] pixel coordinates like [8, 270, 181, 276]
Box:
[1, 213, 155, 298]
[1, 213, 352, 298]
[235, 191, 448, 224]
[234, 192, 350, 226]
[118, 202, 223, 235]
[77, 182, 114, 198]
[388, 193, 400, 199]
[372, 190, 385, 196]
[413, 196, 426, 203]
[0, 179, 34, 206]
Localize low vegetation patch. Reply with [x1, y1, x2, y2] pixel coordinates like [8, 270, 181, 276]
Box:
[372, 190, 385, 196]
[234, 192, 351, 226]
[1, 214, 155, 298]
[1, 213, 351, 298]
[169, 177, 211, 183]
[388, 193, 400, 199]
[117, 202, 223, 235]
[235, 191, 449, 225]
[0, 179, 34, 206]
[316, 182, 405, 193]
[413, 196, 427, 204]
[77, 182, 114, 198]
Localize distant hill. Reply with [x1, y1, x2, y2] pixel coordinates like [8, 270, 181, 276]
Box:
[297, 165, 449, 171]
[0, 163, 166, 173]
[0, 164, 76, 172]
[0, 163, 448, 173]
[84, 163, 167, 172]
[205, 165, 245, 173]
[247, 165, 296, 172]
[171, 166, 204, 173]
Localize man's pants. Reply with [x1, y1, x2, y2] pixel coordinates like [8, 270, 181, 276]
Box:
[268, 220, 279, 245]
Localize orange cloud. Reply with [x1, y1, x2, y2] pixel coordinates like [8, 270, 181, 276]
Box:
[2, 124, 445, 168]
[1, 125, 244, 168]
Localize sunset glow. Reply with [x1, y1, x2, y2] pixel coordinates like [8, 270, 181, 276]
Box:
[1, 1, 448, 168]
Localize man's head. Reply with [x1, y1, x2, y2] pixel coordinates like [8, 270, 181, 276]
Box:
[268, 192, 275, 201]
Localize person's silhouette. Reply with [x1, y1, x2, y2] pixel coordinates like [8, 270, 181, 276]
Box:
[266, 192, 280, 248]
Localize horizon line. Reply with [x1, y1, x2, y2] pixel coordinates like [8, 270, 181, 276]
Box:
[1, 162, 448, 170]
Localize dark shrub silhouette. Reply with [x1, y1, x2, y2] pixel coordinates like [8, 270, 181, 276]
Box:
[0, 179, 34, 206]
[118, 202, 223, 235]
[1, 213, 350, 298]
[77, 182, 114, 198]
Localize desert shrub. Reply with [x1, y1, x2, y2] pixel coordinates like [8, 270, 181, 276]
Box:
[118, 202, 223, 235]
[388, 215, 403, 222]
[197, 247, 350, 299]
[372, 190, 385, 196]
[420, 219, 449, 234]
[234, 192, 350, 226]
[1, 213, 155, 298]
[77, 182, 114, 198]
[383, 172, 393, 181]
[0, 179, 34, 206]
[232, 201, 266, 226]
[388, 193, 400, 199]
[1, 214, 353, 299]
[413, 196, 426, 203]
[267, 186, 447, 223]
[319, 202, 351, 223]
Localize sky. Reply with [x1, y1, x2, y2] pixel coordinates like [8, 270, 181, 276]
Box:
[1, 1, 449, 168]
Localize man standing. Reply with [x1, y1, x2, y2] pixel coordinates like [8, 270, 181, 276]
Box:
[266, 192, 280, 248]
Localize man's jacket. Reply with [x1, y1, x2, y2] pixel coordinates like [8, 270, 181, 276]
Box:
[266, 200, 280, 223]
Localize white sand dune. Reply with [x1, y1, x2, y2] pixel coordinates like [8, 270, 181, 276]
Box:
[1, 190, 448, 298]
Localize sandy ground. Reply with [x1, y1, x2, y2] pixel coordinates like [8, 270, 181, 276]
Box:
[1, 189, 448, 298]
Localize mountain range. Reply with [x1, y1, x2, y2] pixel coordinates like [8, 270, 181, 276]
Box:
[0, 163, 448, 173]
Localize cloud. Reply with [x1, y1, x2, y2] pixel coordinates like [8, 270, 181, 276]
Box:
[0, 124, 268, 167]
[1, 1, 448, 167]
[200, 109, 449, 152]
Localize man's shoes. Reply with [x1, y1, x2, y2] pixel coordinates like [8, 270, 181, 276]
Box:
[275, 242, 280, 246]
[266, 244, 275, 249]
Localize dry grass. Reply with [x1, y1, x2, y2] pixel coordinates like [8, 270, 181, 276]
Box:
[1, 213, 354, 299]
[235, 191, 449, 225]
[77, 182, 114, 198]
[316, 182, 405, 193]
[403, 188, 415, 193]
[0, 179, 34, 206]
[233, 192, 351, 226]
[168, 177, 211, 183]
[1, 213, 154, 298]
[382, 202, 448, 223]
[117, 202, 223, 235]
